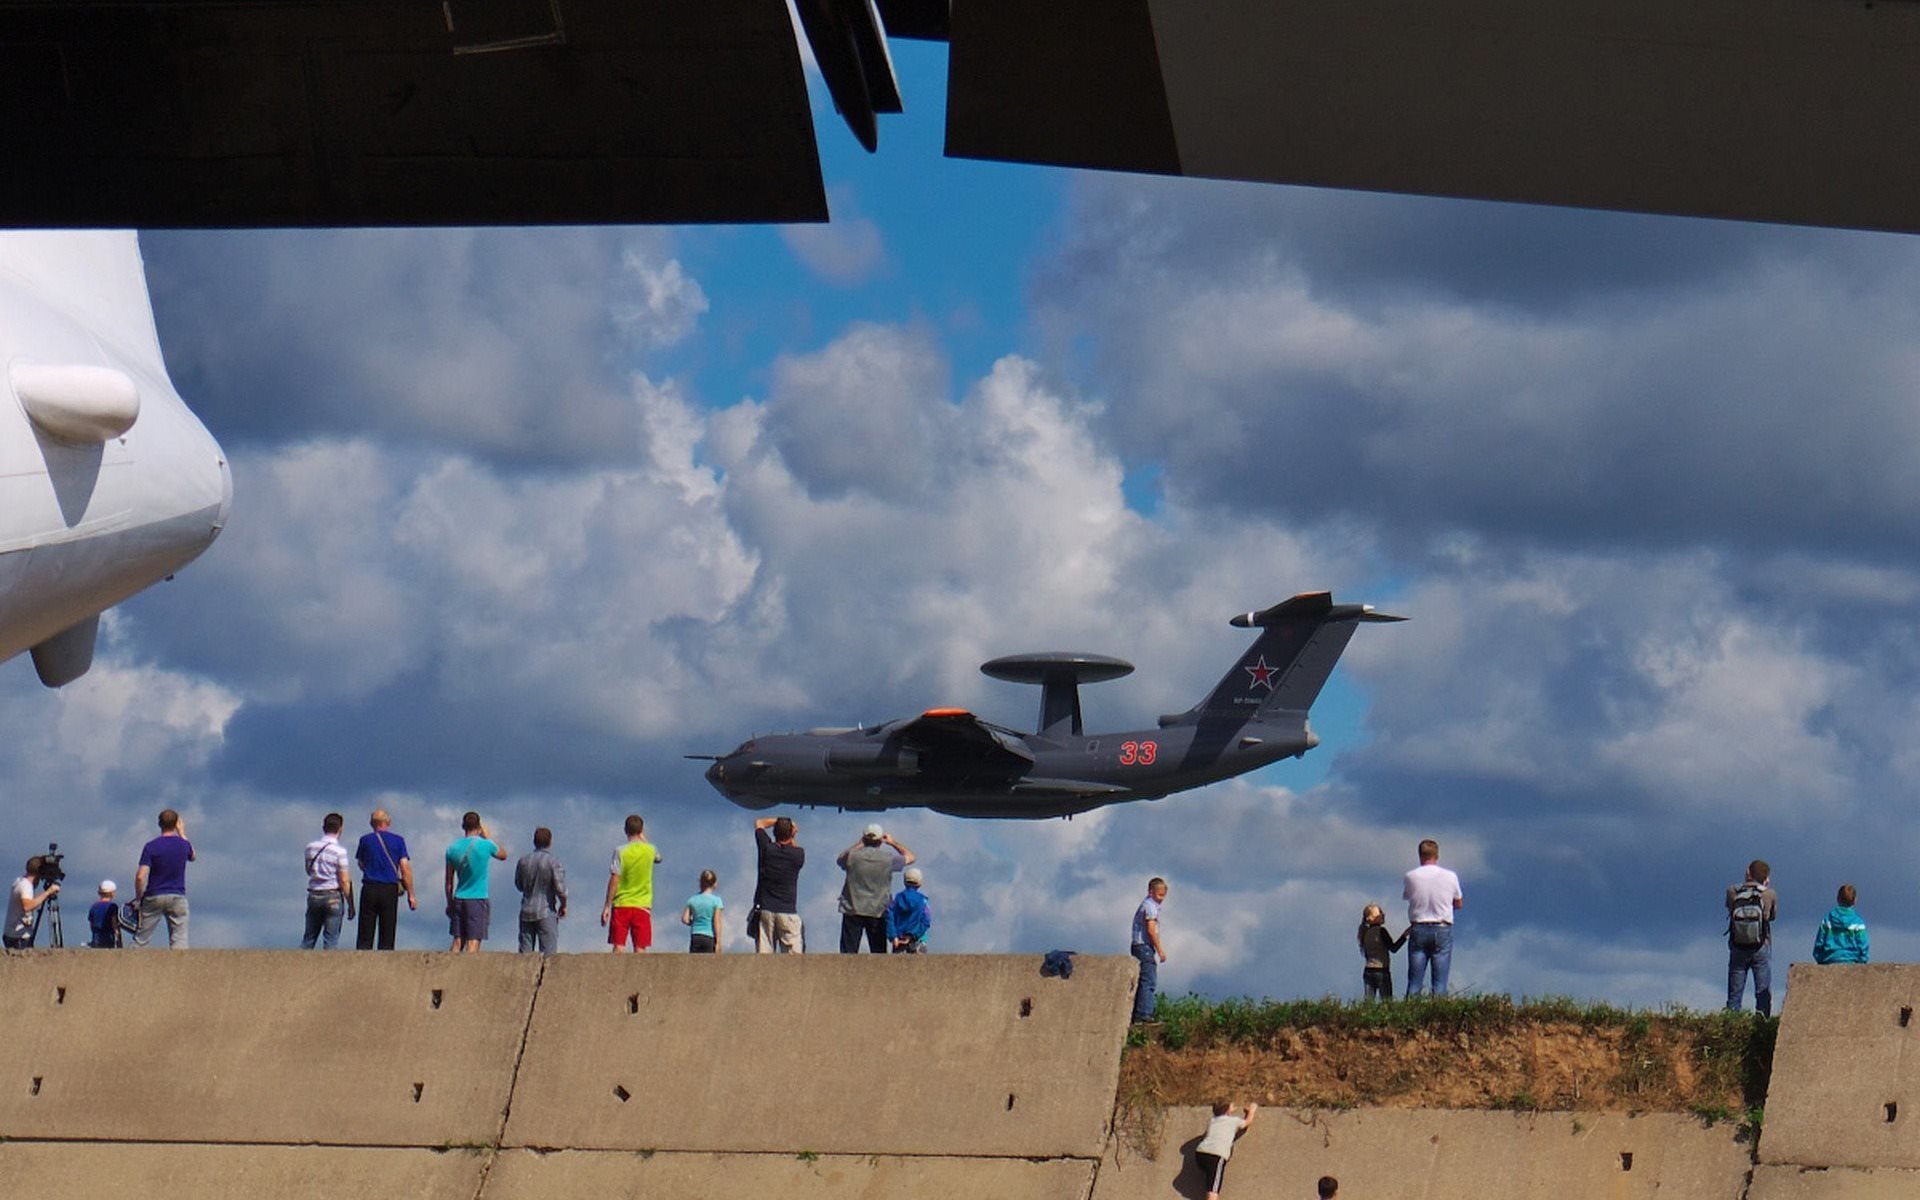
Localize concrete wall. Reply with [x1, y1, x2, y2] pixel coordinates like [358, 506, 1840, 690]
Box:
[0, 949, 1135, 1200]
[1094, 1106, 1754, 1200]
[1751, 1165, 1920, 1199]
[504, 953, 1136, 1157]
[1764, 963, 1920, 1172]
[485, 1150, 1096, 1199]
[41, 950, 1920, 1199]
[0, 951, 541, 1146]
[11, 1145, 488, 1200]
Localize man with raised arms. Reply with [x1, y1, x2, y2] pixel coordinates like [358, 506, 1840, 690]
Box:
[752, 816, 805, 953]
[444, 811, 506, 953]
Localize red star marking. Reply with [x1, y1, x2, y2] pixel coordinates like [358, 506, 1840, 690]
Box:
[1244, 656, 1278, 690]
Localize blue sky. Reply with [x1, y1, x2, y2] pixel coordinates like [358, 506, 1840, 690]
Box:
[4, 33, 1919, 1011]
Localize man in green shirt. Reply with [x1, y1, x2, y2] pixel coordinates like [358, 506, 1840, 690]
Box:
[444, 810, 506, 952]
[601, 813, 663, 952]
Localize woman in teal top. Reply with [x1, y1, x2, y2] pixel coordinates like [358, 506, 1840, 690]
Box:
[682, 869, 725, 953]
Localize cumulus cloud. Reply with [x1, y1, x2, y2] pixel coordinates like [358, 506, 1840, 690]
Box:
[781, 187, 888, 286]
[1034, 175, 1920, 560]
[143, 227, 700, 463]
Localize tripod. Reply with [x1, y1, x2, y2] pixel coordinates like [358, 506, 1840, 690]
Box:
[26, 885, 63, 948]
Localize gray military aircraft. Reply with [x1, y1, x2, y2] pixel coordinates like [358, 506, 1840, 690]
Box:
[696, 591, 1403, 819]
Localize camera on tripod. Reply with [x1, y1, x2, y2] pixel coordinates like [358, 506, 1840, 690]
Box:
[34, 843, 65, 887]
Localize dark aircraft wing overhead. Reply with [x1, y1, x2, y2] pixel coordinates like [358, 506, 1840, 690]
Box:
[898, 708, 1036, 773]
[0, 0, 826, 227]
[945, 0, 1920, 235]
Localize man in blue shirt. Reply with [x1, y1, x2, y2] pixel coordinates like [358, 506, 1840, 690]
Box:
[355, 809, 417, 951]
[133, 809, 195, 948]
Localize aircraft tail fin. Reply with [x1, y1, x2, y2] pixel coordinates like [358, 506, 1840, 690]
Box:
[0, 232, 167, 382]
[1178, 591, 1404, 724]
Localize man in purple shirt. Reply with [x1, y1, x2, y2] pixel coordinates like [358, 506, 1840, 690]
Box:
[133, 808, 196, 949]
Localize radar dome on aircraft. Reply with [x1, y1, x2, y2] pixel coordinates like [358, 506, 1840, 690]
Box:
[981, 652, 1134, 737]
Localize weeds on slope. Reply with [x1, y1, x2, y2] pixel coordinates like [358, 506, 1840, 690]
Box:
[1129, 992, 1778, 1111]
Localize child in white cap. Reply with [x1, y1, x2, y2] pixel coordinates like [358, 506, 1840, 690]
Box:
[887, 866, 931, 953]
[88, 880, 122, 949]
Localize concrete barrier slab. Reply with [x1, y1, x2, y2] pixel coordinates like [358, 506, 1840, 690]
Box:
[1093, 1107, 1753, 1200]
[0, 950, 541, 1146]
[1752, 1165, 1920, 1198]
[504, 953, 1135, 1156]
[484, 1148, 1096, 1199]
[1763, 963, 1920, 1170]
[2, 1142, 487, 1200]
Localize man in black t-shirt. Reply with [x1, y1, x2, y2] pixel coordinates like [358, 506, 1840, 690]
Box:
[752, 816, 806, 953]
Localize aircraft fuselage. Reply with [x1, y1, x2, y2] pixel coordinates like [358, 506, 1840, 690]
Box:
[0, 232, 230, 684]
[699, 591, 1403, 820]
[706, 712, 1320, 819]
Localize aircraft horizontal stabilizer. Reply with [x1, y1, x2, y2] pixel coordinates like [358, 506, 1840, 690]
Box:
[1230, 591, 1405, 627]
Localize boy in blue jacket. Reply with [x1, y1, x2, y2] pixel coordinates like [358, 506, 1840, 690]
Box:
[887, 866, 931, 953]
[1813, 883, 1869, 964]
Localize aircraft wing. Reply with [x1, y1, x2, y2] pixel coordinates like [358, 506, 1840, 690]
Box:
[944, 0, 1920, 235]
[897, 708, 1037, 774]
[0, 0, 825, 227]
[1009, 778, 1130, 798]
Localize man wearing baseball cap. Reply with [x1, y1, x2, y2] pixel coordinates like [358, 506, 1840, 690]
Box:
[836, 823, 914, 953]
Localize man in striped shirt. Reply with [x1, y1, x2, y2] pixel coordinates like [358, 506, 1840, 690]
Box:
[301, 812, 356, 949]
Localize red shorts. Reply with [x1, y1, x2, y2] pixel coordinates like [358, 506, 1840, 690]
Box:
[608, 906, 652, 949]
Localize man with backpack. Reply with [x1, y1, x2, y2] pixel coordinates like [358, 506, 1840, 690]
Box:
[1726, 859, 1778, 1015]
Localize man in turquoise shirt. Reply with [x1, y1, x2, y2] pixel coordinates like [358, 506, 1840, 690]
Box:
[445, 810, 506, 952]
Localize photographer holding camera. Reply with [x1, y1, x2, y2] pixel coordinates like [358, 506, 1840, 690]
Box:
[4, 854, 61, 949]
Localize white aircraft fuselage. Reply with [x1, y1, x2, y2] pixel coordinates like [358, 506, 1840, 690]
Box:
[0, 232, 229, 686]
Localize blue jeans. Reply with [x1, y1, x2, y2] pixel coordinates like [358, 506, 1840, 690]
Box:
[1132, 943, 1159, 1021]
[1728, 942, 1772, 1015]
[302, 892, 344, 949]
[1406, 923, 1453, 996]
[519, 913, 558, 954]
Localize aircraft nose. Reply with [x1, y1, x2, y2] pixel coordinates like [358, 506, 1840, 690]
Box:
[705, 759, 729, 790]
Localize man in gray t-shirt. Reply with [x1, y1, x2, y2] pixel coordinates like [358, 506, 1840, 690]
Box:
[836, 823, 914, 954]
[513, 827, 568, 955]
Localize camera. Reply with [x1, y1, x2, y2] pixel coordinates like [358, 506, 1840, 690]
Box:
[35, 842, 65, 886]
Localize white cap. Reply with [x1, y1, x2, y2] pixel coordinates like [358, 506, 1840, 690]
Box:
[903, 867, 923, 886]
[98, 879, 116, 894]
[864, 823, 885, 840]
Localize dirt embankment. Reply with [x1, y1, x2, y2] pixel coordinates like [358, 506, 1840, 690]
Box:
[1121, 1006, 1766, 1105]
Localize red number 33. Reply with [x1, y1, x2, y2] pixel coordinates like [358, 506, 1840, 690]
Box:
[1119, 741, 1158, 766]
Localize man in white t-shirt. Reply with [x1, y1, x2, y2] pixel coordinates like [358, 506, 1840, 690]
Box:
[1193, 1100, 1258, 1200]
[1402, 838, 1464, 996]
[3, 856, 59, 949]
[300, 813, 356, 949]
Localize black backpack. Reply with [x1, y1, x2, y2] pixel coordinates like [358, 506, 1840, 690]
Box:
[1728, 882, 1768, 947]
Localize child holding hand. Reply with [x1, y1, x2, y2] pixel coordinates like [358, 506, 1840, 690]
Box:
[1358, 903, 1408, 1000]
